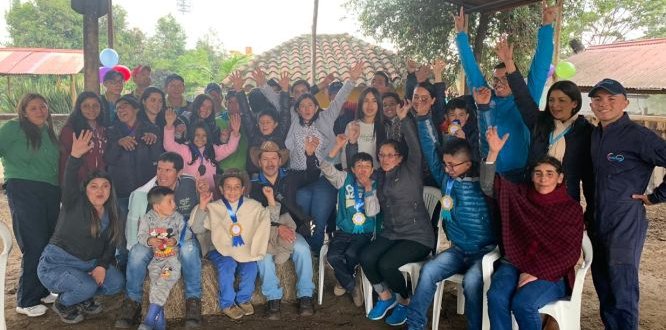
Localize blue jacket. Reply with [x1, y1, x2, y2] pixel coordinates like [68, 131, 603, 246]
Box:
[417, 115, 496, 252]
[455, 24, 553, 174]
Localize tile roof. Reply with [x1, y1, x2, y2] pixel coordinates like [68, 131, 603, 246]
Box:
[0, 48, 84, 75]
[567, 38, 666, 92]
[227, 33, 405, 87]
[447, 0, 540, 12]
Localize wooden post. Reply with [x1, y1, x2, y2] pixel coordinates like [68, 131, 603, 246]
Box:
[311, 0, 319, 86]
[552, 0, 564, 82]
[70, 74, 77, 106]
[107, 0, 114, 48]
[83, 3, 100, 93]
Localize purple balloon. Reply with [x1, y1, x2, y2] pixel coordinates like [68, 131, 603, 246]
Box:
[99, 66, 112, 82]
[548, 64, 555, 78]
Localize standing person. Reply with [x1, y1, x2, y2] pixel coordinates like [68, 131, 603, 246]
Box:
[342, 87, 386, 169]
[131, 65, 152, 99]
[187, 94, 222, 145]
[138, 86, 167, 129]
[0, 93, 61, 317]
[204, 82, 224, 114]
[164, 74, 190, 114]
[216, 90, 249, 171]
[381, 92, 403, 141]
[37, 131, 125, 324]
[453, 3, 556, 181]
[101, 70, 126, 125]
[587, 79, 666, 330]
[359, 100, 435, 326]
[59, 92, 108, 184]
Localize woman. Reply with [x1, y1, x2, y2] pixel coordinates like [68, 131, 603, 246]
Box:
[481, 125, 583, 330]
[104, 95, 163, 215]
[59, 92, 107, 184]
[138, 86, 167, 128]
[187, 94, 221, 145]
[0, 93, 60, 317]
[286, 62, 363, 253]
[359, 100, 435, 326]
[38, 130, 125, 324]
[342, 87, 386, 169]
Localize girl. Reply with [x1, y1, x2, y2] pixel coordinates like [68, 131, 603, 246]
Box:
[59, 92, 107, 184]
[38, 131, 125, 324]
[343, 87, 386, 169]
[187, 94, 221, 145]
[163, 108, 241, 190]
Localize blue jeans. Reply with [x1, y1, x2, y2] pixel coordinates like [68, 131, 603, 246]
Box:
[257, 234, 314, 300]
[487, 260, 567, 330]
[37, 244, 125, 307]
[207, 250, 257, 309]
[125, 239, 202, 303]
[406, 245, 492, 330]
[296, 176, 337, 252]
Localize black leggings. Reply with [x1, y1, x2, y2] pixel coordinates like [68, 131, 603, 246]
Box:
[359, 236, 432, 299]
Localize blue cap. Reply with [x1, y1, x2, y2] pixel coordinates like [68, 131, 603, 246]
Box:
[588, 78, 627, 97]
[328, 81, 343, 94]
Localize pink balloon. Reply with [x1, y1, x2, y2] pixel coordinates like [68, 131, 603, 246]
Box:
[99, 66, 112, 82]
[113, 65, 131, 82]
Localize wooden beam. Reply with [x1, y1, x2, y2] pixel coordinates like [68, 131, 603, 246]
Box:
[70, 74, 77, 107]
[107, 0, 114, 49]
[83, 2, 100, 93]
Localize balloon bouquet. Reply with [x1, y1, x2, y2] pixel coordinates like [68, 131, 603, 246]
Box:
[547, 60, 577, 80]
[98, 48, 131, 82]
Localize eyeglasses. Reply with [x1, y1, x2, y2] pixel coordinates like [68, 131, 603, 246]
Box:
[378, 153, 401, 159]
[492, 76, 508, 86]
[412, 95, 431, 102]
[444, 160, 470, 170]
[106, 79, 124, 86]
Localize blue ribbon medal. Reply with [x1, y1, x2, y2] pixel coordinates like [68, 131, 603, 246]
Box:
[440, 178, 455, 223]
[351, 178, 367, 234]
[223, 197, 245, 247]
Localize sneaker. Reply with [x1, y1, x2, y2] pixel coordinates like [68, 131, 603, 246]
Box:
[238, 301, 254, 316]
[333, 282, 347, 296]
[385, 303, 408, 326]
[16, 304, 48, 317]
[298, 296, 314, 316]
[222, 305, 244, 320]
[184, 298, 202, 328]
[77, 298, 103, 315]
[264, 299, 281, 320]
[367, 294, 397, 320]
[351, 284, 364, 308]
[52, 300, 84, 324]
[114, 297, 141, 328]
[40, 293, 58, 304]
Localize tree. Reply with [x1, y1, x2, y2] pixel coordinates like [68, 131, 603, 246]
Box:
[145, 14, 187, 70]
[5, 0, 83, 48]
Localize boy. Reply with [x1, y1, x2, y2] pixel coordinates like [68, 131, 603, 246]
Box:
[441, 96, 480, 162]
[101, 70, 125, 124]
[136, 186, 184, 330]
[405, 113, 496, 329]
[321, 134, 380, 307]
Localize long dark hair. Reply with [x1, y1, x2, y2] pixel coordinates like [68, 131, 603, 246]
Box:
[187, 122, 218, 167]
[535, 80, 582, 139]
[17, 93, 58, 150]
[294, 93, 321, 125]
[190, 94, 217, 123]
[82, 170, 123, 246]
[355, 87, 386, 151]
[138, 87, 167, 127]
[64, 91, 104, 135]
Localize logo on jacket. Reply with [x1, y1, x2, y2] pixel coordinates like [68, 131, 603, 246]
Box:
[607, 153, 624, 163]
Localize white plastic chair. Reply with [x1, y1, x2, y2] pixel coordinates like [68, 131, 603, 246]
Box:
[317, 236, 329, 305]
[481, 231, 593, 330]
[362, 186, 442, 315]
[1, 222, 14, 330]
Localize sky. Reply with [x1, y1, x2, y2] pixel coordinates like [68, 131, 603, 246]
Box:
[0, 0, 395, 55]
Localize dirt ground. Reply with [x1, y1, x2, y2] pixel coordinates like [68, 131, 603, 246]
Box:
[2, 194, 665, 330]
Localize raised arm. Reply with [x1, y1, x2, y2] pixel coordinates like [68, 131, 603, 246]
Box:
[319, 63, 363, 123]
[480, 126, 510, 197]
[495, 37, 539, 129]
[397, 100, 423, 174]
[322, 134, 351, 189]
[62, 130, 93, 207]
[213, 113, 241, 161]
[254, 68, 281, 110]
[526, 2, 556, 101]
[163, 109, 193, 163]
[454, 7, 490, 90]
[417, 115, 446, 186]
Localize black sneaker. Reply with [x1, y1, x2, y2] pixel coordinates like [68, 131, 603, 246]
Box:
[298, 297, 314, 316]
[114, 297, 141, 328]
[265, 299, 281, 320]
[52, 300, 84, 324]
[185, 297, 202, 328]
[77, 298, 103, 315]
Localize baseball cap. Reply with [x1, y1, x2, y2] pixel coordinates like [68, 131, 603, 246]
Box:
[588, 78, 627, 97]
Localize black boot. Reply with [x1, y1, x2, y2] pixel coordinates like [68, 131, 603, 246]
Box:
[264, 299, 281, 320]
[185, 297, 202, 328]
[114, 297, 141, 328]
[298, 296, 314, 316]
[52, 300, 84, 324]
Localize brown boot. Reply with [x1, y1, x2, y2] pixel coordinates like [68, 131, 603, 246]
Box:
[185, 298, 202, 328]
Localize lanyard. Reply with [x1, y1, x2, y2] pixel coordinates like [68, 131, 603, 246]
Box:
[549, 126, 571, 147]
[352, 177, 366, 214]
[445, 177, 454, 197]
[223, 197, 245, 246]
[222, 197, 244, 224]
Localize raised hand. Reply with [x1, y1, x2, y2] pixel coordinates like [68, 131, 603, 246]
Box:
[349, 62, 365, 82]
[335, 134, 349, 149]
[397, 99, 412, 120]
[252, 68, 267, 87]
[219, 128, 231, 144]
[453, 6, 466, 33]
[229, 70, 245, 92]
[196, 177, 210, 195]
[473, 87, 492, 105]
[304, 135, 320, 156]
[407, 59, 418, 74]
[165, 108, 177, 128]
[229, 113, 241, 136]
[321, 73, 335, 87]
[542, 0, 558, 26]
[415, 64, 432, 83]
[486, 126, 509, 155]
[71, 130, 93, 158]
[494, 36, 516, 73]
[347, 122, 360, 144]
[433, 59, 446, 82]
[262, 186, 275, 205]
[279, 71, 290, 92]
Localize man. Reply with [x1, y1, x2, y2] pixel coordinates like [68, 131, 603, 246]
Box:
[131, 65, 152, 99]
[101, 69, 125, 124]
[115, 152, 205, 328]
[164, 74, 191, 115]
[588, 79, 666, 330]
[453, 4, 556, 180]
[216, 90, 249, 171]
[248, 140, 320, 319]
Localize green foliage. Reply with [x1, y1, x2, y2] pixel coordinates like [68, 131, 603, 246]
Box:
[5, 0, 83, 48]
[0, 75, 83, 114]
[145, 14, 187, 68]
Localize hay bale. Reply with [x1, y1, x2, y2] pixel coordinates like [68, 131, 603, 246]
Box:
[141, 256, 320, 319]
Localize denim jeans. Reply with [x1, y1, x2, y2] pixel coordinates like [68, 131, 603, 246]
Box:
[487, 260, 567, 330]
[296, 176, 337, 252]
[406, 245, 493, 330]
[327, 231, 372, 292]
[257, 234, 315, 300]
[125, 239, 202, 303]
[207, 250, 257, 309]
[37, 244, 125, 307]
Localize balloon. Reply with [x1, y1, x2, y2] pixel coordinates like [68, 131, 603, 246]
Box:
[555, 61, 576, 79]
[548, 64, 555, 78]
[99, 48, 119, 68]
[113, 65, 131, 82]
[98, 66, 112, 82]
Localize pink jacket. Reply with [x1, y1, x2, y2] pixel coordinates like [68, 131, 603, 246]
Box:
[163, 126, 240, 190]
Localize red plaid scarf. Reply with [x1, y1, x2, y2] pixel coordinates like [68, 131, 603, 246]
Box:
[496, 177, 583, 285]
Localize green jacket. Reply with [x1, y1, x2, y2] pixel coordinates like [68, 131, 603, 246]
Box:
[0, 119, 59, 186]
[215, 113, 248, 171]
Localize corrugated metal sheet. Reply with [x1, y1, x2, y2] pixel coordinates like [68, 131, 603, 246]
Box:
[0, 48, 83, 75]
[567, 38, 666, 92]
[447, 0, 540, 12]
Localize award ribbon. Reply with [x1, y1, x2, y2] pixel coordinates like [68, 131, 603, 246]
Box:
[351, 178, 367, 234]
[222, 197, 245, 247]
[440, 178, 455, 223]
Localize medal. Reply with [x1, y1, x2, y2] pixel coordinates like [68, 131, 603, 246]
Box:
[448, 120, 461, 135]
[441, 195, 454, 211]
[198, 164, 206, 176]
[222, 197, 245, 247]
[352, 212, 366, 226]
[230, 223, 242, 236]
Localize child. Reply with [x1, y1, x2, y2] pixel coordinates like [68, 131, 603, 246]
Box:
[404, 113, 496, 329]
[440, 96, 480, 162]
[321, 134, 380, 307]
[191, 169, 272, 320]
[136, 186, 184, 330]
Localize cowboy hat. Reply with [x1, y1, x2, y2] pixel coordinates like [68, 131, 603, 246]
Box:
[249, 141, 290, 168]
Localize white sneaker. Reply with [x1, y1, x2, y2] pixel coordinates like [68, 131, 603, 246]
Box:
[41, 293, 58, 304]
[16, 304, 48, 317]
[333, 283, 347, 296]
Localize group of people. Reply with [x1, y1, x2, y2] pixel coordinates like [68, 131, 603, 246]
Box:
[0, 4, 664, 330]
